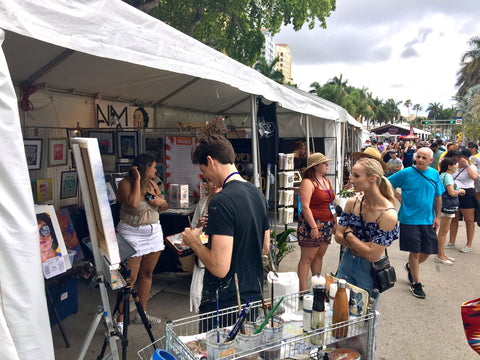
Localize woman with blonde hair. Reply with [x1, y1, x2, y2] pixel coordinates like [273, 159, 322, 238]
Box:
[335, 158, 399, 294]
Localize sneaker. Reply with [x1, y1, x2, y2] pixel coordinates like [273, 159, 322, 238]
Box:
[404, 263, 413, 284]
[434, 256, 453, 266]
[135, 312, 162, 325]
[460, 246, 472, 253]
[410, 282, 426, 299]
[447, 256, 456, 262]
[116, 321, 124, 334]
[445, 243, 455, 249]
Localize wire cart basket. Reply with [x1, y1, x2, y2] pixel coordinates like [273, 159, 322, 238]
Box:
[138, 291, 376, 360]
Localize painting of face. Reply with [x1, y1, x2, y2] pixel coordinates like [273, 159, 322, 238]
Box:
[133, 109, 145, 128]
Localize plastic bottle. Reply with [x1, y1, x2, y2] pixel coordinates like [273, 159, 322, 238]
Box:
[302, 294, 313, 332]
[332, 279, 349, 338]
[328, 282, 337, 310]
[311, 285, 327, 345]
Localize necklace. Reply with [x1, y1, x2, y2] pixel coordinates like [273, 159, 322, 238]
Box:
[222, 171, 239, 188]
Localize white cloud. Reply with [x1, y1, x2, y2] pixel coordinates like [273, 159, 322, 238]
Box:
[273, 0, 480, 116]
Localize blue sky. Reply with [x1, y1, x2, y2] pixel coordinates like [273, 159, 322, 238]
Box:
[274, 0, 480, 117]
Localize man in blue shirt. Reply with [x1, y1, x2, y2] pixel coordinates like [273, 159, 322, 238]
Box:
[388, 147, 444, 299]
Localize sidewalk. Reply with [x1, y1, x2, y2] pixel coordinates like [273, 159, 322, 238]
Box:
[52, 221, 480, 359]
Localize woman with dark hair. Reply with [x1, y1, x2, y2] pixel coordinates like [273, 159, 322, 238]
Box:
[296, 152, 335, 291]
[437, 157, 464, 265]
[115, 153, 168, 331]
[447, 148, 478, 253]
[37, 213, 60, 263]
[133, 107, 149, 128]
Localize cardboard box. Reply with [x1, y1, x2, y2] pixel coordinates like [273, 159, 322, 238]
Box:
[170, 184, 189, 204]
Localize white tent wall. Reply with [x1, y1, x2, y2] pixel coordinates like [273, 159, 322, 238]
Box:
[0, 30, 54, 360]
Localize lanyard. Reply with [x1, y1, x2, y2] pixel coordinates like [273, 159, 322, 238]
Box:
[222, 171, 239, 188]
[314, 176, 333, 202]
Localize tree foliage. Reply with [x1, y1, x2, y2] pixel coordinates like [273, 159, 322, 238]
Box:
[456, 36, 480, 98]
[253, 56, 284, 83]
[139, 0, 336, 66]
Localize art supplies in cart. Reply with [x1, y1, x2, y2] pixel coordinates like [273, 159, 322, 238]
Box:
[325, 274, 369, 318]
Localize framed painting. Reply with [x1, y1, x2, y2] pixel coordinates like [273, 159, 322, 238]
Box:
[112, 173, 126, 193]
[60, 171, 78, 199]
[118, 131, 137, 159]
[48, 138, 68, 166]
[101, 154, 116, 172]
[116, 162, 132, 173]
[88, 131, 114, 154]
[36, 178, 53, 202]
[24, 138, 42, 170]
[144, 136, 164, 163]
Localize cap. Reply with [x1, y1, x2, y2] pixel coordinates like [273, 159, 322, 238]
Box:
[467, 142, 478, 149]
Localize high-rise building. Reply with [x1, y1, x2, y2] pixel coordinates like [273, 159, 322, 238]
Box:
[261, 29, 275, 64]
[275, 44, 293, 84]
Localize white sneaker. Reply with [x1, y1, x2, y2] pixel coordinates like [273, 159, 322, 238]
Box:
[445, 243, 455, 249]
[116, 322, 123, 334]
[135, 312, 162, 325]
[460, 246, 472, 253]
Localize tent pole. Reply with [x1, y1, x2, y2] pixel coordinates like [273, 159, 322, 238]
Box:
[305, 115, 311, 157]
[250, 95, 260, 188]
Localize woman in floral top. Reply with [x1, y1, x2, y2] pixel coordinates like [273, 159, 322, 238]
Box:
[335, 158, 399, 294]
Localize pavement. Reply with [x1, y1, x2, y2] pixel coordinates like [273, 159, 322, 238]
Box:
[52, 220, 480, 359]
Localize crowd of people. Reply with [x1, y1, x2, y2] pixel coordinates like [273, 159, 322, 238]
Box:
[336, 137, 479, 299]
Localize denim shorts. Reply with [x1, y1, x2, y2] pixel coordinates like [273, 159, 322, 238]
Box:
[336, 248, 374, 295]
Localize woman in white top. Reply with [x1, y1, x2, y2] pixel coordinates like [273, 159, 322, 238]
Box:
[448, 149, 478, 253]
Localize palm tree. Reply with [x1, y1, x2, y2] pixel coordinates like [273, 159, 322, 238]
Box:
[413, 103, 423, 118]
[404, 99, 412, 116]
[427, 102, 443, 120]
[253, 56, 284, 84]
[456, 36, 480, 98]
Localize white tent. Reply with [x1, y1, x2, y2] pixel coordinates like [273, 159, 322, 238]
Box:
[0, 0, 361, 358]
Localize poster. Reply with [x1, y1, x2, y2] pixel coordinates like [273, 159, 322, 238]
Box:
[56, 207, 84, 264]
[36, 178, 53, 202]
[165, 136, 202, 200]
[35, 205, 71, 279]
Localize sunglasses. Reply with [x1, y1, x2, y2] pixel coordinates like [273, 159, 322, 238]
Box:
[39, 224, 51, 237]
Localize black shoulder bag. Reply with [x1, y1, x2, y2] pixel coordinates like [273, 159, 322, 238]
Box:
[359, 197, 396, 293]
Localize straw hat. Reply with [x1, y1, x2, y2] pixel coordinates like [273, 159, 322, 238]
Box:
[304, 152, 332, 171]
[352, 147, 388, 171]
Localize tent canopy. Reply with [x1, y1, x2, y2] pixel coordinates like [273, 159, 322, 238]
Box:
[0, 0, 360, 126]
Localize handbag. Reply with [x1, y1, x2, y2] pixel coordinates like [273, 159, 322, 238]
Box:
[358, 197, 396, 292]
[441, 190, 459, 214]
[371, 249, 396, 293]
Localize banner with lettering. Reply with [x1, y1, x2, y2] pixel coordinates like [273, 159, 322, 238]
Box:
[165, 136, 202, 200]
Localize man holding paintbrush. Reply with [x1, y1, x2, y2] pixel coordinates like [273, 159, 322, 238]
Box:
[182, 135, 270, 329]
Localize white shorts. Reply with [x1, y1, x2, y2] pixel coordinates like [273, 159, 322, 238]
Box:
[116, 221, 164, 257]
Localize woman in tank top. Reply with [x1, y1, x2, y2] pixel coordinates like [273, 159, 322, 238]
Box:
[297, 152, 336, 292]
[115, 153, 168, 330]
[335, 158, 399, 295]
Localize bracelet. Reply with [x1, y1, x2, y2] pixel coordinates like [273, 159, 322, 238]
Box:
[343, 230, 354, 240]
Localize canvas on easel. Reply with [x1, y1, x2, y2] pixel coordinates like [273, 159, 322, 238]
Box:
[35, 204, 72, 279]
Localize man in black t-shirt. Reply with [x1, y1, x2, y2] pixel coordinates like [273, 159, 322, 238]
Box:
[182, 135, 270, 319]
